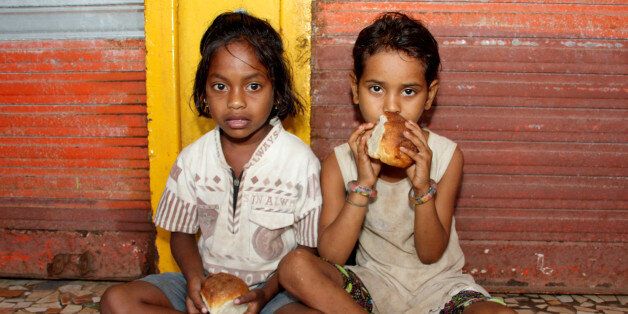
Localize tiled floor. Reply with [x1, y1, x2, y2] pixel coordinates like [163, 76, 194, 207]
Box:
[492, 293, 627, 314]
[0, 279, 110, 314]
[0, 278, 626, 313]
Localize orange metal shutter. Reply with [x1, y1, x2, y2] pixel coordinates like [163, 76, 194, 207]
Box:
[0, 1, 153, 279]
[311, 1, 627, 293]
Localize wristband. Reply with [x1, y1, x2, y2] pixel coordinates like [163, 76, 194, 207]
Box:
[408, 179, 437, 206]
[347, 180, 377, 199]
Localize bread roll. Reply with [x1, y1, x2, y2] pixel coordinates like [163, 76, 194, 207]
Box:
[367, 112, 418, 168]
[200, 273, 249, 314]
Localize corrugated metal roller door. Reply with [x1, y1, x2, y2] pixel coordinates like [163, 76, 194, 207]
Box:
[0, 0, 153, 279]
[311, 1, 627, 293]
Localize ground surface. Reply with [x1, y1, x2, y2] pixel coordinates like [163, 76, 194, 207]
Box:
[0, 279, 626, 313]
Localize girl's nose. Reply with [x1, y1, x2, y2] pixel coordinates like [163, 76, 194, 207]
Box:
[383, 94, 401, 113]
[227, 90, 245, 109]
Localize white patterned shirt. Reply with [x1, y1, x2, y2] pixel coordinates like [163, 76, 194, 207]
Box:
[154, 119, 321, 286]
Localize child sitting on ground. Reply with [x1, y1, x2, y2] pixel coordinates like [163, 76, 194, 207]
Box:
[277, 12, 516, 314]
[101, 11, 321, 314]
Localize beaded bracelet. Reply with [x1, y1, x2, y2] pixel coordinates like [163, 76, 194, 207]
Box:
[347, 180, 377, 199]
[408, 179, 437, 206]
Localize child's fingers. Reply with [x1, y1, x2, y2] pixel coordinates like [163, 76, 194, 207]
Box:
[400, 145, 422, 163]
[404, 121, 428, 148]
[400, 142, 429, 173]
[357, 131, 370, 155]
[186, 279, 207, 314]
[403, 122, 431, 159]
[405, 164, 416, 177]
[354, 135, 367, 164]
[234, 290, 257, 304]
[400, 149, 431, 186]
[351, 127, 372, 161]
[348, 126, 361, 146]
[371, 158, 382, 174]
[403, 130, 429, 157]
[185, 296, 204, 314]
[349, 123, 373, 146]
[193, 294, 207, 313]
[404, 120, 425, 139]
[244, 303, 261, 314]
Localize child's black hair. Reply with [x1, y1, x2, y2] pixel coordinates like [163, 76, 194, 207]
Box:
[352, 12, 441, 85]
[192, 12, 303, 119]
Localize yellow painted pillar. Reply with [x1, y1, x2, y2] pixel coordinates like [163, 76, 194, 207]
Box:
[280, 0, 313, 143]
[144, 0, 180, 273]
[145, 0, 312, 272]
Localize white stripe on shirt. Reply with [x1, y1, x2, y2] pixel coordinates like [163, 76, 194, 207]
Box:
[296, 207, 319, 247]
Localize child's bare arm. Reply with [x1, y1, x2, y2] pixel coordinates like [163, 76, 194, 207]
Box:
[402, 122, 462, 263]
[170, 232, 206, 313]
[318, 124, 380, 264]
[171, 232, 204, 277]
[413, 149, 462, 263]
[317, 154, 368, 264]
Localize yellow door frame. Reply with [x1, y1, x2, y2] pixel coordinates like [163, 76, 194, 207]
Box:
[144, 0, 312, 272]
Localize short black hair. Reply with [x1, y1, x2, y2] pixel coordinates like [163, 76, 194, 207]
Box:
[192, 12, 303, 119]
[352, 12, 441, 85]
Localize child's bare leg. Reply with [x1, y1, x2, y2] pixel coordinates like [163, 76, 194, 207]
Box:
[275, 303, 323, 314]
[101, 281, 181, 314]
[278, 249, 366, 313]
[463, 300, 516, 314]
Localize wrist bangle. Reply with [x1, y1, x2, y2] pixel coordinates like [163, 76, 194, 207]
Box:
[408, 179, 437, 207]
[347, 180, 377, 199]
[345, 195, 368, 208]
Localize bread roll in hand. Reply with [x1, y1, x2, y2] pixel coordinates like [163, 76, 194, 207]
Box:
[200, 273, 250, 314]
[367, 112, 418, 168]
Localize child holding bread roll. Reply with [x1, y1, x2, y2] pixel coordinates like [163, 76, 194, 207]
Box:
[101, 11, 321, 314]
[277, 12, 515, 314]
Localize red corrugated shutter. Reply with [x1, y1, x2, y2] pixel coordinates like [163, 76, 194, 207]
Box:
[0, 39, 153, 279]
[311, 1, 627, 293]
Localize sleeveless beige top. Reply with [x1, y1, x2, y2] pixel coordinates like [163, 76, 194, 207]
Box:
[335, 130, 488, 313]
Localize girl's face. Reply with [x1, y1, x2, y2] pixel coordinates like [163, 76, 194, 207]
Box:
[351, 50, 439, 124]
[205, 41, 274, 144]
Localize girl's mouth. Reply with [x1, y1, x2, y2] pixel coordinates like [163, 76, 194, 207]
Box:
[226, 119, 249, 129]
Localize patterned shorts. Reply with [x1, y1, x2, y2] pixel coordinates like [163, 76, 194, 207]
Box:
[325, 260, 374, 313]
[440, 290, 506, 314]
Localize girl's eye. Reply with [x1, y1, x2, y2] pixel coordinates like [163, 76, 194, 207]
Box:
[212, 83, 227, 91]
[247, 83, 261, 91]
[402, 88, 416, 96]
[369, 85, 383, 93]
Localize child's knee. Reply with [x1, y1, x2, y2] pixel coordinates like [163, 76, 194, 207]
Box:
[484, 306, 516, 314]
[278, 249, 316, 280]
[100, 284, 126, 313]
[495, 306, 517, 314]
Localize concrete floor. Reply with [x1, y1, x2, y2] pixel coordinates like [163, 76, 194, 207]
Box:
[0, 278, 626, 313]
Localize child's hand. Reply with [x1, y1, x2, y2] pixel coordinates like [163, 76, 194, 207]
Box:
[349, 122, 381, 187]
[401, 121, 433, 192]
[185, 275, 208, 314]
[234, 288, 268, 314]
